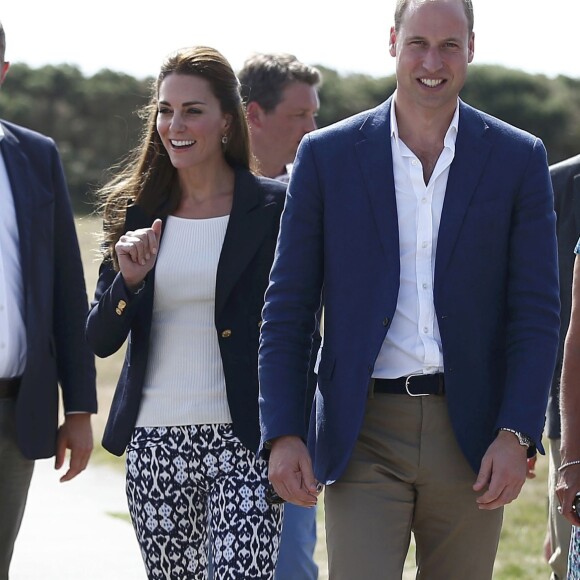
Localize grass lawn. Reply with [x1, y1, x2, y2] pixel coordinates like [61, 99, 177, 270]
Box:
[76, 215, 554, 580]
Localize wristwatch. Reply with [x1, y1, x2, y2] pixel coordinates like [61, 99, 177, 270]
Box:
[500, 428, 533, 448]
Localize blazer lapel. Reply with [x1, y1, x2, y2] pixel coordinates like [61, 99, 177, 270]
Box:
[215, 169, 277, 318]
[434, 102, 492, 285]
[356, 99, 400, 269]
[124, 202, 155, 232]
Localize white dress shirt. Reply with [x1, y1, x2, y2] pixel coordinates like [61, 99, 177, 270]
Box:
[0, 124, 27, 378]
[372, 95, 459, 379]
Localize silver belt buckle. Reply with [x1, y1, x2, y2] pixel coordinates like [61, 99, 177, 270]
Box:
[405, 374, 430, 397]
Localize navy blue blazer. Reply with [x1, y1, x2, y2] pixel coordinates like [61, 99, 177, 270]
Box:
[259, 98, 560, 483]
[86, 167, 286, 456]
[0, 120, 97, 459]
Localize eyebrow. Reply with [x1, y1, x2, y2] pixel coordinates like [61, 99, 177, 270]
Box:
[407, 34, 464, 43]
[158, 100, 207, 106]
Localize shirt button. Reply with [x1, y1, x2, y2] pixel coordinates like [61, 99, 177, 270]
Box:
[423, 327, 428, 333]
[422, 283, 428, 289]
[422, 241, 428, 248]
[422, 198, 427, 204]
[221, 329, 232, 338]
[412, 159, 419, 166]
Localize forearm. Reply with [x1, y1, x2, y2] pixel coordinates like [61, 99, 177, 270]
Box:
[560, 256, 580, 461]
[560, 339, 580, 461]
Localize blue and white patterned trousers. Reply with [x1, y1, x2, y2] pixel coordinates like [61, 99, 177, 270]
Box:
[569, 526, 580, 579]
[125, 424, 282, 579]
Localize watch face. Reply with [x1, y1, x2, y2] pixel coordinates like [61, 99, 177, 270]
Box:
[516, 432, 532, 447]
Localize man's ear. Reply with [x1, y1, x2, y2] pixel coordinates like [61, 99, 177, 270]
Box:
[389, 27, 397, 57]
[468, 32, 475, 63]
[246, 101, 266, 129]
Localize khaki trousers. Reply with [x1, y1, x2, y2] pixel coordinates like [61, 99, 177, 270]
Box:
[325, 393, 503, 580]
[548, 439, 572, 579]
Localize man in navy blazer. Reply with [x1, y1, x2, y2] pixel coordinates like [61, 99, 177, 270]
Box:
[0, 22, 97, 578]
[258, 0, 560, 578]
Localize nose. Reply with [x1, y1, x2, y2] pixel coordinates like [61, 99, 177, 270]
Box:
[304, 114, 317, 134]
[169, 112, 185, 132]
[423, 47, 443, 73]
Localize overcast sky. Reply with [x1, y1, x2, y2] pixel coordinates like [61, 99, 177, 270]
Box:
[1, 1, 577, 80]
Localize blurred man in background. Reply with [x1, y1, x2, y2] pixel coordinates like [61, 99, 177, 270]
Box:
[239, 52, 321, 580]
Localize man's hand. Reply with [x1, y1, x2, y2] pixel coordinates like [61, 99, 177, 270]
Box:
[55, 413, 94, 483]
[268, 435, 322, 507]
[473, 430, 527, 510]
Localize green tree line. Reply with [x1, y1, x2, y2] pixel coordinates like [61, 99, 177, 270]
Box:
[0, 62, 578, 213]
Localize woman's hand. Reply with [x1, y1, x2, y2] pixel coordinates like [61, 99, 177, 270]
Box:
[556, 463, 580, 525]
[115, 219, 162, 290]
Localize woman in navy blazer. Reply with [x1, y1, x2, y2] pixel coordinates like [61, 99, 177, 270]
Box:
[86, 46, 285, 579]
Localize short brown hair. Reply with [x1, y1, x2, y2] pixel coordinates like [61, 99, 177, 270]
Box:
[238, 53, 321, 113]
[394, 0, 474, 34]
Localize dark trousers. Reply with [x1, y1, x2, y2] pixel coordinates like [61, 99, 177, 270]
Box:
[0, 400, 34, 580]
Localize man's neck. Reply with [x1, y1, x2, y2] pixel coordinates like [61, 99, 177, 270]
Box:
[251, 143, 285, 179]
[394, 98, 456, 153]
[394, 97, 458, 184]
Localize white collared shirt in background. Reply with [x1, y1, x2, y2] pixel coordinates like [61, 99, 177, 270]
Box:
[372, 95, 459, 379]
[0, 124, 27, 378]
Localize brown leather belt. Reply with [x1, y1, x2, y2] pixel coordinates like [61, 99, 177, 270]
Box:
[0, 377, 21, 399]
[374, 373, 445, 396]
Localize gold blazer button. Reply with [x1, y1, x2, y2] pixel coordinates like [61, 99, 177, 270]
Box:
[221, 329, 232, 338]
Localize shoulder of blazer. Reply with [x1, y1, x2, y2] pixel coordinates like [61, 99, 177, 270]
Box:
[233, 167, 286, 210]
[122, 168, 287, 230]
[459, 100, 540, 149]
[309, 97, 393, 145]
[1, 119, 56, 152]
[550, 154, 580, 187]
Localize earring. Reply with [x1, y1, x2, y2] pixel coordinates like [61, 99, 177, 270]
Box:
[221, 135, 228, 144]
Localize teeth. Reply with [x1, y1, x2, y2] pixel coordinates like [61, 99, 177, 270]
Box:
[420, 79, 443, 87]
[171, 140, 195, 147]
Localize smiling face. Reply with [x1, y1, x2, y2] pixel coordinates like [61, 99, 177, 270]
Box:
[156, 73, 231, 172]
[389, 0, 474, 116]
